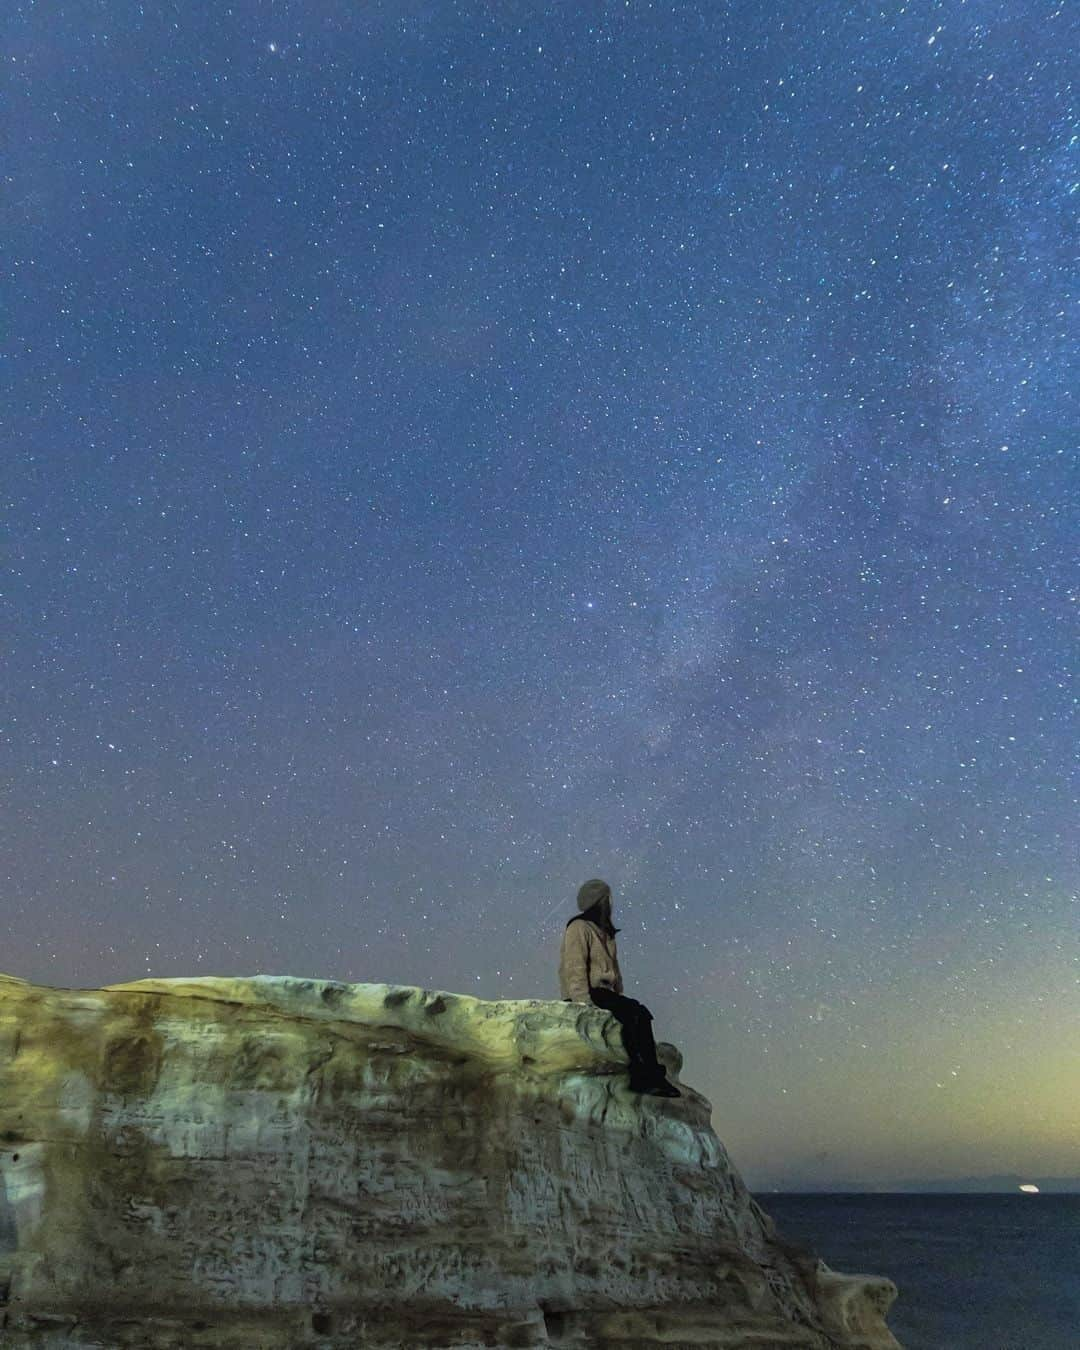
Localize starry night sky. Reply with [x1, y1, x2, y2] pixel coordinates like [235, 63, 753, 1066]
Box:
[5, 1, 1077, 1188]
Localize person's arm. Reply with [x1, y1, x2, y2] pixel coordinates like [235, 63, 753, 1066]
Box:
[561, 923, 592, 1002]
[605, 941, 624, 995]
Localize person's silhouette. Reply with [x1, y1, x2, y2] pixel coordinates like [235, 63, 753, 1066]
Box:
[558, 878, 680, 1097]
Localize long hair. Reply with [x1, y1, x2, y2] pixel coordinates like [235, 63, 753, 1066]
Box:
[566, 900, 620, 939]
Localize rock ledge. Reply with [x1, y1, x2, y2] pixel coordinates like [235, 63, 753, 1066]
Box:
[0, 972, 900, 1348]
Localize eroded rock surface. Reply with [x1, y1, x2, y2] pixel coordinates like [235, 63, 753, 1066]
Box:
[0, 972, 900, 1348]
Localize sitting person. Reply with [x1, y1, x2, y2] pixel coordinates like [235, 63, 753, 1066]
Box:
[559, 878, 680, 1098]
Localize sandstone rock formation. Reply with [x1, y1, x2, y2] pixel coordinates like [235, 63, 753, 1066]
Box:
[0, 972, 900, 1348]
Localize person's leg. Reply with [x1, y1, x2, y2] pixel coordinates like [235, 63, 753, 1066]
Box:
[589, 987, 668, 1087]
[628, 1001, 666, 1084]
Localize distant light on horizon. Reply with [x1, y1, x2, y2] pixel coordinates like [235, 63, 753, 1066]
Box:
[1018, 1184, 1040, 1194]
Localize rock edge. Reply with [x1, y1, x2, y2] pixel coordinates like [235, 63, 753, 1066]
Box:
[0, 972, 901, 1349]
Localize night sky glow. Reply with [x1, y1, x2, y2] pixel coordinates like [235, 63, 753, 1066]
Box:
[5, 1, 1077, 1188]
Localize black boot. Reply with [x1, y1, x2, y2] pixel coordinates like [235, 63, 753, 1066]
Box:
[642, 1077, 681, 1098]
[628, 1063, 681, 1097]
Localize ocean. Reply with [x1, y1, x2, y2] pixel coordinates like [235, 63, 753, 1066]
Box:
[760, 1193, 1080, 1349]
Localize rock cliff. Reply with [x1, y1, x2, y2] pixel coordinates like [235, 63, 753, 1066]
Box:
[0, 972, 900, 1348]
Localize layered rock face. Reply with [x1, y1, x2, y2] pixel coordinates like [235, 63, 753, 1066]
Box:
[0, 972, 900, 1348]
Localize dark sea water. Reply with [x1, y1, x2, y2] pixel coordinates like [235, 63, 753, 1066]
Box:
[759, 1193, 1080, 1350]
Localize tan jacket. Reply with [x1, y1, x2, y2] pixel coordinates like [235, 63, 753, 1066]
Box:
[559, 918, 624, 1002]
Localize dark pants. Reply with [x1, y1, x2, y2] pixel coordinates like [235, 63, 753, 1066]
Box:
[588, 986, 668, 1087]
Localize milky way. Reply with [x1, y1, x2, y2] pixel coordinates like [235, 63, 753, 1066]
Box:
[5, 1, 1076, 1186]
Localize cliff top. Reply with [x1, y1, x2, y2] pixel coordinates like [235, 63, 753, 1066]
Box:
[0, 969, 682, 1081]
